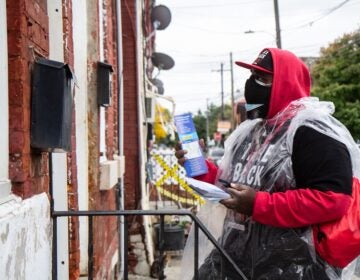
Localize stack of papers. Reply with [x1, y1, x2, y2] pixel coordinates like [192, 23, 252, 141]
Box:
[186, 177, 231, 202]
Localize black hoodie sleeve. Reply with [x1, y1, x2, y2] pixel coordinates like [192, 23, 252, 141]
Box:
[253, 126, 352, 228]
[292, 126, 352, 195]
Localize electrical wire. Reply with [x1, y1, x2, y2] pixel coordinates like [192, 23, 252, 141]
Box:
[163, 0, 356, 38]
[169, 0, 267, 9]
[284, 0, 353, 31]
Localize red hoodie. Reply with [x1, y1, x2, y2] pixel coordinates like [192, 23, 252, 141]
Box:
[196, 48, 350, 228]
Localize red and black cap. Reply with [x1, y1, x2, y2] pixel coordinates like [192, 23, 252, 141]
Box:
[235, 49, 273, 74]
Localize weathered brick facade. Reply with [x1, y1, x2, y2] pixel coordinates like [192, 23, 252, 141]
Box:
[6, 0, 120, 278]
[104, 0, 119, 160]
[7, 0, 50, 198]
[61, 1, 81, 279]
[121, 0, 156, 274]
[122, 0, 140, 213]
[5, 0, 153, 278]
[91, 1, 119, 279]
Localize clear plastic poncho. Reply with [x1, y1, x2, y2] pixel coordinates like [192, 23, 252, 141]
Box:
[181, 97, 360, 280]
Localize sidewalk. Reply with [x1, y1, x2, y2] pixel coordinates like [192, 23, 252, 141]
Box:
[128, 254, 182, 280]
[163, 255, 182, 280]
[128, 255, 360, 280]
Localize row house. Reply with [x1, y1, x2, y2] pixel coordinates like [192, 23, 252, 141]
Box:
[0, 0, 168, 279]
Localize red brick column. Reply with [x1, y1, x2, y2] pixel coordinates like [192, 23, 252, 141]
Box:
[104, 0, 119, 160]
[121, 0, 143, 273]
[122, 0, 140, 213]
[7, 0, 50, 199]
[93, 1, 120, 278]
[62, 0, 80, 279]
[84, 1, 120, 278]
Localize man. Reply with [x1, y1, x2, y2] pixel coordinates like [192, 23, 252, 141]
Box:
[175, 48, 358, 279]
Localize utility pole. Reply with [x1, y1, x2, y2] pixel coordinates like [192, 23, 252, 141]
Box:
[212, 60, 234, 121]
[230, 52, 234, 130]
[273, 0, 282, 49]
[206, 98, 209, 143]
[220, 63, 224, 120]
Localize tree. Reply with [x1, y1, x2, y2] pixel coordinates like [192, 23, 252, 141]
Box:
[192, 102, 233, 143]
[311, 29, 360, 140]
[193, 110, 207, 141]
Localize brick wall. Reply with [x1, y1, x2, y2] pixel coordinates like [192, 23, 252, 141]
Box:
[104, 0, 118, 160]
[7, 0, 122, 279]
[92, 1, 120, 279]
[121, 0, 142, 272]
[122, 0, 140, 212]
[7, 0, 50, 198]
[143, 0, 155, 78]
[61, 0, 81, 279]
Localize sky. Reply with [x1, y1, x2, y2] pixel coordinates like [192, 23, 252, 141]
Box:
[154, 0, 360, 115]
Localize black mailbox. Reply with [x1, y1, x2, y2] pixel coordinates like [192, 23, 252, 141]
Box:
[31, 58, 74, 152]
[97, 62, 113, 107]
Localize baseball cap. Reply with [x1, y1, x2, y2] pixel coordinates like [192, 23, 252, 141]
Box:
[235, 49, 273, 74]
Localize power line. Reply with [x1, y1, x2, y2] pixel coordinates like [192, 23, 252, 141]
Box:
[168, 0, 356, 37]
[170, 0, 267, 9]
[175, 23, 248, 35]
[309, 0, 351, 26]
[174, 93, 233, 103]
[154, 49, 230, 57]
[154, 47, 260, 59]
[284, 0, 353, 31]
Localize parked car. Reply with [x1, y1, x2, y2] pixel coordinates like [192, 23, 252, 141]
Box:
[207, 147, 225, 166]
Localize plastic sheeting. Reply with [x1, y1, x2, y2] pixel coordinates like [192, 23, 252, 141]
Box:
[181, 97, 360, 280]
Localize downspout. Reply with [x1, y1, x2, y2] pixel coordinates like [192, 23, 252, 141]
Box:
[115, 0, 125, 276]
[135, 0, 155, 266]
[134, 0, 146, 210]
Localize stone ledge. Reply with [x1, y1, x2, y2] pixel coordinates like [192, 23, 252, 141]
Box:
[99, 160, 118, 191]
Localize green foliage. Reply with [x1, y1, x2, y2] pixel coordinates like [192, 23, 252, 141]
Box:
[193, 110, 207, 140]
[193, 102, 233, 143]
[311, 28, 360, 140]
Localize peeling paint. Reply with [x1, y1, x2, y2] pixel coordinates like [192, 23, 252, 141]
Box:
[15, 229, 26, 279]
[5, 255, 11, 276]
[0, 223, 9, 242]
[0, 193, 51, 279]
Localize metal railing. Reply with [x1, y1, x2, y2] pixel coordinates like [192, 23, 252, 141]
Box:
[51, 209, 248, 280]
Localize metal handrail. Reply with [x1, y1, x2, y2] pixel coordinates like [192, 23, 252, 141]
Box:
[51, 209, 248, 280]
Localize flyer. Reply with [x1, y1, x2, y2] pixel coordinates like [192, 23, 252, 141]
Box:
[186, 177, 231, 202]
[174, 113, 208, 177]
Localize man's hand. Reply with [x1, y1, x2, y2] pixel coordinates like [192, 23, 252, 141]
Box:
[175, 139, 205, 166]
[174, 141, 187, 166]
[221, 183, 256, 216]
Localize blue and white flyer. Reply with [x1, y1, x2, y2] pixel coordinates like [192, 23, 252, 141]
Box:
[174, 113, 208, 177]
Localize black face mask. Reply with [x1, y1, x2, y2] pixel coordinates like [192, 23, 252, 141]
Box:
[244, 75, 271, 119]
